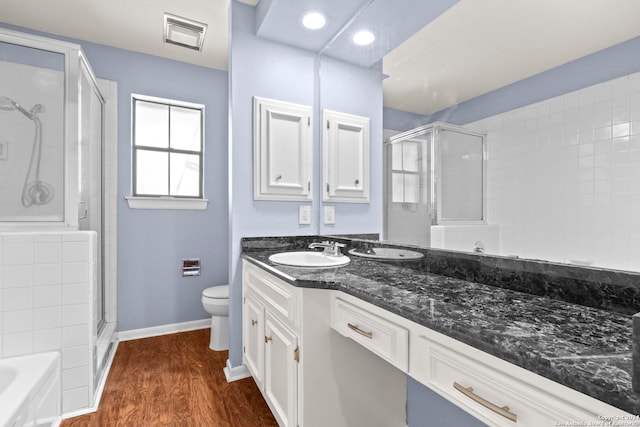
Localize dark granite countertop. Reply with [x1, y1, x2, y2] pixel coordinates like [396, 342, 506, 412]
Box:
[242, 248, 640, 415]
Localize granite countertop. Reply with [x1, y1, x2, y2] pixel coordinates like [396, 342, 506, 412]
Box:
[242, 249, 639, 415]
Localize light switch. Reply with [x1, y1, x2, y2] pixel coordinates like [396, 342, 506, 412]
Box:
[324, 205, 335, 224]
[299, 205, 311, 225]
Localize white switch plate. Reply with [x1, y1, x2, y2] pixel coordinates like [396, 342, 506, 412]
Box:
[299, 205, 311, 225]
[324, 205, 335, 224]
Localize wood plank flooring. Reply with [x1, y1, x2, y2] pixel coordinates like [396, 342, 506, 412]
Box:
[61, 329, 278, 427]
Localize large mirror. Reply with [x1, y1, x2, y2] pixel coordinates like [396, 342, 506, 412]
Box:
[318, 0, 640, 272]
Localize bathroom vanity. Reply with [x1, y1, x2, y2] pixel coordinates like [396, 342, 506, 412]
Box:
[241, 236, 640, 427]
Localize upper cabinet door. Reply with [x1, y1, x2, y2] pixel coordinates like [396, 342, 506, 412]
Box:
[323, 110, 370, 203]
[254, 97, 313, 201]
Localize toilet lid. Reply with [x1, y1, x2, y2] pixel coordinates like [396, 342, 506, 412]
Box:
[203, 285, 229, 299]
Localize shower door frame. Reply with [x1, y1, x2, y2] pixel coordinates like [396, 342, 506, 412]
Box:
[0, 27, 82, 230]
[384, 121, 488, 243]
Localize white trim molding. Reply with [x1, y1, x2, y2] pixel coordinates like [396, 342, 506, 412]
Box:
[224, 359, 252, 383]
[117, 319, 210, 341]
[126, 196, 209, 210]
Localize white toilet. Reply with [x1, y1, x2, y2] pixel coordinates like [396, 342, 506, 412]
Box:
[201, 285, 229, 351]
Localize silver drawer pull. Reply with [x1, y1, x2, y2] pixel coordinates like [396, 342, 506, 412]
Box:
[347, 323, 373, 339]
[453, 382, 517, 423]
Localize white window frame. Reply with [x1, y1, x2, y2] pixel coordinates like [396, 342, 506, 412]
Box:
[126, 94, 208, 210]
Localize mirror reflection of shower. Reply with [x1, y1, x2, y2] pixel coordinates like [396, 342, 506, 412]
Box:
[0, 96, 54, 207]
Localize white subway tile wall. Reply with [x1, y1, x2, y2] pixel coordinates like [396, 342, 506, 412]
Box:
[467, 71, 640, 271]
[0, 231, 96, 413]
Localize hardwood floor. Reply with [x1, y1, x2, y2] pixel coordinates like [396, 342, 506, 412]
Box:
[62, 329, 278, 427]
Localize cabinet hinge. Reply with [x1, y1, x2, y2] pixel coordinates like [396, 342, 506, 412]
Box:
[308, 181, 311, 191]
[243, 345, 245, 354]
[326, 183, 330, 193]
[294, 346, 300, 363]
[243, 296, 246, 304]
[308, 117, 310, 126]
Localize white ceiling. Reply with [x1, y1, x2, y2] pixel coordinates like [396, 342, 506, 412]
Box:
[1, 0, 232, 70]
[2, 0, 639, 116]
[383, 0, 640, 115]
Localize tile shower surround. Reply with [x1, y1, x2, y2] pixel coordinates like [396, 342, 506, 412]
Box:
[242, 235, 640, 413]
[0, 231, 96, 412]
[466, 71, 640, 272]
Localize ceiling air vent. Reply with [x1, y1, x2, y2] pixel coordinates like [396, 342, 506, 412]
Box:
[163, 13, 208, 51]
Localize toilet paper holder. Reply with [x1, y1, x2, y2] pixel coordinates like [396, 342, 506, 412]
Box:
[182, 258, 201, 277]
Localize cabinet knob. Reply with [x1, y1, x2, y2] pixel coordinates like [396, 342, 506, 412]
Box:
[251, 319, 258, 326]
[265, 336, 273, 343]
[354, 179, 360, 185]
[276, 175, 282, 180]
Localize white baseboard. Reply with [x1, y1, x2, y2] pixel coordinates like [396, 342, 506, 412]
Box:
[117, 318, 210, 341]
[224, 358, 251, 382]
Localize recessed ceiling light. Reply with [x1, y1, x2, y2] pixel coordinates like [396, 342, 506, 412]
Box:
[164, 13, 208, 51]
[302, 12, 326, 30]
[352, 30, 375, 46]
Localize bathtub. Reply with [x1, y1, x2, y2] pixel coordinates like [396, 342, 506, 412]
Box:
[0, 352, 61, 427]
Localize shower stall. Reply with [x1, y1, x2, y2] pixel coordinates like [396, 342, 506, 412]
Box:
[385, 122, 490, 250]
[0, 27, 117, 414]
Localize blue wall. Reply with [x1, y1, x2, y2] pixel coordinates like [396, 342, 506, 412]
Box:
[407, 377, 486, 427]
[227, 1, 384, 369]
[384, 35, 640, 131]
[319, 56, 384, 235]
[228, 1, 319, 369]
[0, 22, 230, 332]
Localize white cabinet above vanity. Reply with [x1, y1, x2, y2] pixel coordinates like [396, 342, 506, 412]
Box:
[253, 97, 313, 201]
[322, 110, 370, 203]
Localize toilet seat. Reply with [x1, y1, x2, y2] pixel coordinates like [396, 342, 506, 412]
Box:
[203, 285, 229, 299]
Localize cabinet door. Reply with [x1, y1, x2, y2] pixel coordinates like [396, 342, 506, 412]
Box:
[254, 97, 313, 201]
[264, 313, 298, 427]
[323, 109, 370, 203]
[243, 293, 265, 388]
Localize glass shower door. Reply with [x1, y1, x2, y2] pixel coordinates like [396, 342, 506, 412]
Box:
[78, 57, 105, 332]
[384, 122, 487, 248]
[385, 129, 432, 247]
[0, 41, 65, 222]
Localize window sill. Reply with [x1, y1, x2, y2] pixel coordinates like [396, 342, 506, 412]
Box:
[126, 196, 209, 210]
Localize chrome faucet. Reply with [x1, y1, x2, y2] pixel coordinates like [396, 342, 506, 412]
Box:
[473, 241, 485, 254]
[308, 240, 346, 257]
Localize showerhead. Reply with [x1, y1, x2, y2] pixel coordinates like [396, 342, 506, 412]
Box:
[0, 96, 18, 111]
[30, 104, 45, 115]
[0, 96, 42, 119]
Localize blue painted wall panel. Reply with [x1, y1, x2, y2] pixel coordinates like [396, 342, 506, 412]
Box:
[407, 377, 487, 427]
[0, 22, 229, 332]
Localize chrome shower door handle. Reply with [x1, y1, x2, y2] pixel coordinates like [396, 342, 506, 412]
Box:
[78, 201, 88, 219]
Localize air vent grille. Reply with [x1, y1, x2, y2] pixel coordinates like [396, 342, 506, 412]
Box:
[163, 13, 208, 51]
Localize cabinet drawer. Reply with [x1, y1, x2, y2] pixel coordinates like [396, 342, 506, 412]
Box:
[244, 262, 299, 327]
[416, 334, 604, 427]
[330, 295, 409, 372]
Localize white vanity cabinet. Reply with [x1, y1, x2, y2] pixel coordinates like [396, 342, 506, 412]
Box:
[329, 291, 638, 427]
[242, 262, 408, 427]
[243, 262, 300, 427]
[253, 97, 313, 201]
[322, 110, 370, 203]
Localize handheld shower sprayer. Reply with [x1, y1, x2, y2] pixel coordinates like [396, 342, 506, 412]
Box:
[0, 95, 53, 207]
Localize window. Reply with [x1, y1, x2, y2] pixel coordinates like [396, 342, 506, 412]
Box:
[391, 139, 420, 204]
[128, 95, 207, 210]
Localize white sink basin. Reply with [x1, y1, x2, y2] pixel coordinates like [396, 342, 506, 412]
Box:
[268, 251, 350, 268]
[348, 247, 424, 260]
